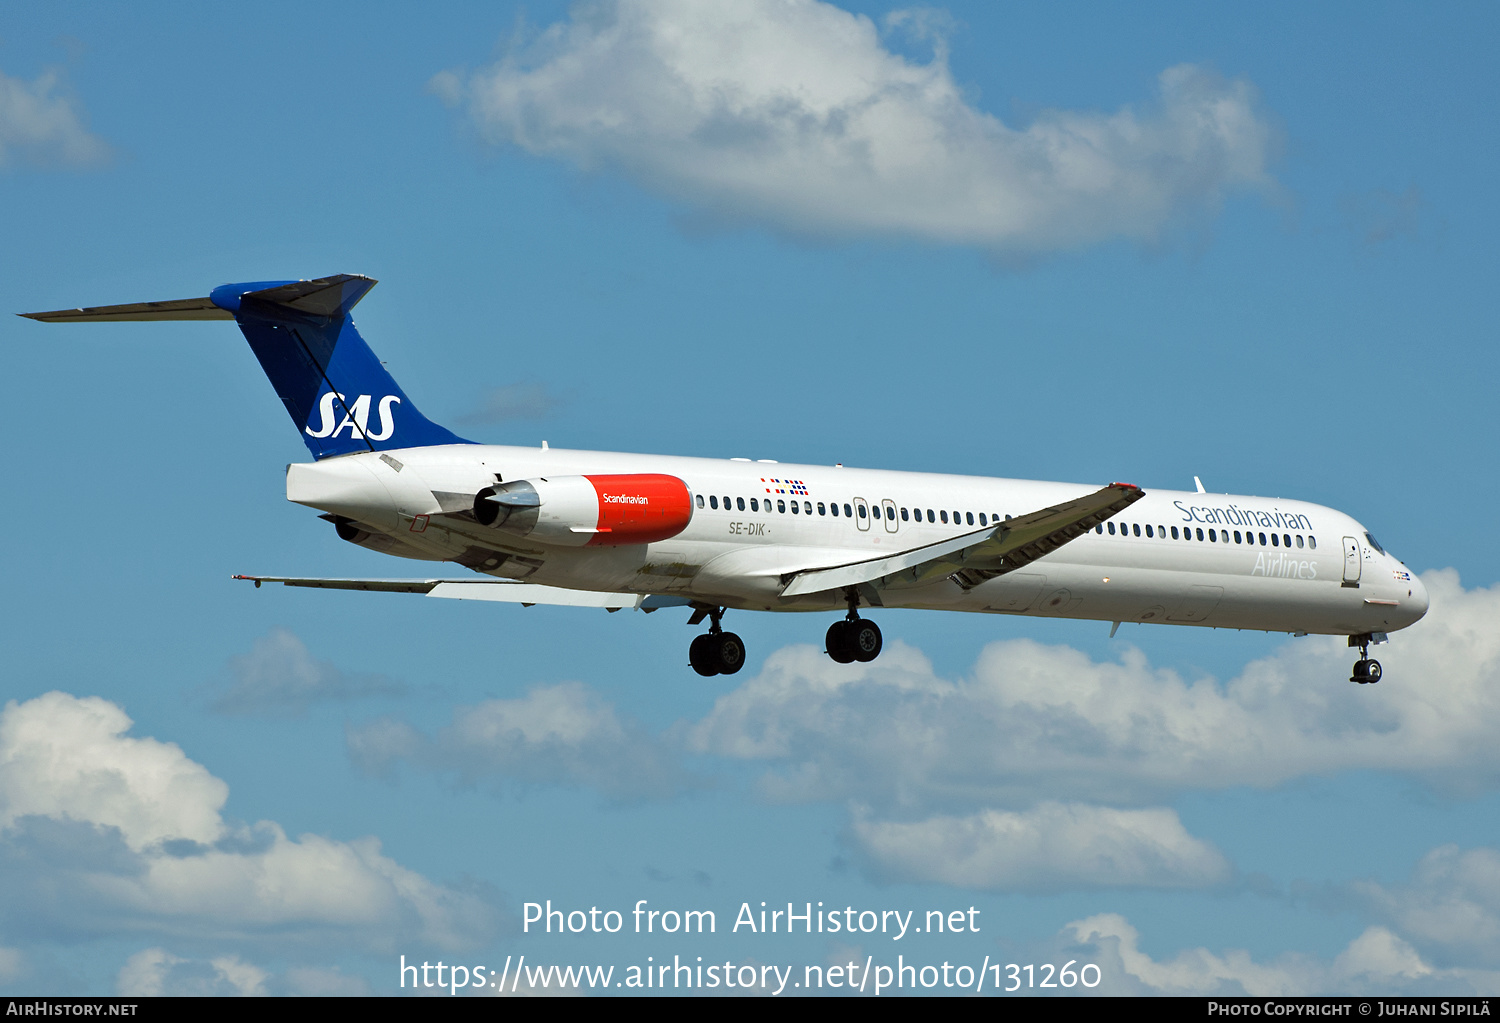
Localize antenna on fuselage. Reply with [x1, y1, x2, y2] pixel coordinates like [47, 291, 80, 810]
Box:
[1193, 476, 1206, 494]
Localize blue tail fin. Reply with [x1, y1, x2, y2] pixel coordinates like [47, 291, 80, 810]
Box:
[209, 275, 472, 459]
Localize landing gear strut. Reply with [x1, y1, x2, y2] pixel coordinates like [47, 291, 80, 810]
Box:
[826, 588, 883, 664]
[1349, 634, 1383, 684]
[687, 605, 745, 677]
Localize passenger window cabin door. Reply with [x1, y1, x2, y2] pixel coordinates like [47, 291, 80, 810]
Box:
[854, 497, 870, 531]
[882, 499, 898, 533]
[1342, 536, 1362, 587]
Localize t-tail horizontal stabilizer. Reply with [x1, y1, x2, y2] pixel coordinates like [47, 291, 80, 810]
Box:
[232, 575, 692, 612]
[20, 274, 473, 459]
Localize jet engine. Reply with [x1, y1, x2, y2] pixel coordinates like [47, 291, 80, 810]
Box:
[473, 474, 693, 547]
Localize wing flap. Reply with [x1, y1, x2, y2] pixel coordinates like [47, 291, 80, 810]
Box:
[780, 482, 1143, 597]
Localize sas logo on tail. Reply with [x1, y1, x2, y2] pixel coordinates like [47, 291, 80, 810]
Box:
[305, 392, 401, 441]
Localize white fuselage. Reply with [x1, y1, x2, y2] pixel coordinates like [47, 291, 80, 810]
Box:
[286, 444, 1429, 637]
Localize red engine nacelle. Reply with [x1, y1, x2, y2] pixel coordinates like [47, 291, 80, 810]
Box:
[474, 473, 693, 547]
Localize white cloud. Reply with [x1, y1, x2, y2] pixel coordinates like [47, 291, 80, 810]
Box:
[281, 966, 372, 996]
[854, 803, 1230, 892]
[334, 570, 1500, 898]
[114, 949, 371, 997]
[348, 682, 681, 798]
[0, 692, 499, 952]
[0, 68, 109, 167]
[438, 0, 1276, 254]
[116, 948, 269, 997]
[212, 628, 403, 716]
[0, 691, 226, 848]
[0, 947, 25, 984]
[1067, 913, 1500, 996]
[689, 571, 1500, 809]
[1355, 846, 1500, 968]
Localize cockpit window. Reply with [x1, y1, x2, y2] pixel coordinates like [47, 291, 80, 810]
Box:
[1364, 532, 1386, 554]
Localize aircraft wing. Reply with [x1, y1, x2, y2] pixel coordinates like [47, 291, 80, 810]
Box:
[233, 575, 691, 611]
[779, 482, 1143, 598]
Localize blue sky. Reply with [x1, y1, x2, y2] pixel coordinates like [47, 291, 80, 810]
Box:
[1, 0, 1497, 996]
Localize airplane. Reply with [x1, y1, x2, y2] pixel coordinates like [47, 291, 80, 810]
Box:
[22, 274, 1428, 683]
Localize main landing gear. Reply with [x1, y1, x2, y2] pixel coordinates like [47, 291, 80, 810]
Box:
[687, 605, 745, 677]
[1349, 633, 1383, 684]
[826, 589, 883, 664]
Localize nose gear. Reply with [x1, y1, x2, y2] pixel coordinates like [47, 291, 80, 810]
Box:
[1348, 634, 1383, 684]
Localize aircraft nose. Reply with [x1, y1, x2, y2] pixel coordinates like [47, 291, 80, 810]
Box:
[1406, 572, 1430, 624]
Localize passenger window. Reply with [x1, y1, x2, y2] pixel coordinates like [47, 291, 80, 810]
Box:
[750, 498, 759, 512]
[818, 502, 826, 516]
[1145, 525, 1154, 538]
[1133, 523, 1141, 537]
[927, 509, 936, 523]
[1108, 522, 1116, 535]
[1296, 534, 1303, 548]
[1196, 528, 1204, 541]
[1309, 536, 1317, 549]
[736, 497, 745, 511]
[1096, 525, 1103, 534]
[940, 510, 949, 524]
[709, 495, 718, 510]
[1233, 530, 1241, 543]
[979, 513, 987, 525]
[1208, 529, 1217, 542]
[1283, 534, 1291, 547]
[901, 507, 910, 521]
[805, 502, 812, 514]
[953, 511, 960, 524]
[857, 504, 867, 519]
[1257, 532, 1266, 545]
[696, 494, 705, 509]
[844, 504, 853, 518]
[1171, 526, 1179, 539]
[966, 512, 974, 525]
[787, 500, 796, 514]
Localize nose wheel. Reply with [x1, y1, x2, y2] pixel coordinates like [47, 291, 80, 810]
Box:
[687, 605, 745, 677]
[1348, 634, 1382, 684]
